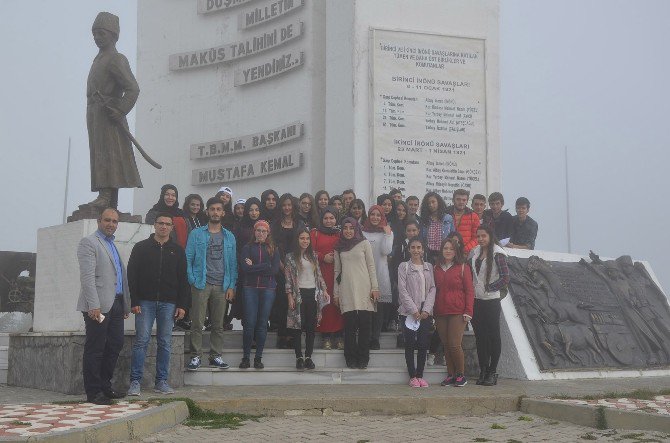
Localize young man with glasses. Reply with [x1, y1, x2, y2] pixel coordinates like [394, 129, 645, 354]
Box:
[127, 214, 190, 395]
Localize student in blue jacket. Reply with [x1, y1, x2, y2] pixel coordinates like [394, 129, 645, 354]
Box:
[184, 197, 237, 371]
[239, 220, 281, 369]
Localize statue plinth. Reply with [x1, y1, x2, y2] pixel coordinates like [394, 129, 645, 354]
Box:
[67, 204, 142, 223]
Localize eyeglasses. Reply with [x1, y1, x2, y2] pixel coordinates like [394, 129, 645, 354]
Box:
[255, 229, 268, 233]
[155, 222, 173, 227]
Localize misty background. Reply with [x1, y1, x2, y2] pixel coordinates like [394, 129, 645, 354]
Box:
[1, 0, 668, 291]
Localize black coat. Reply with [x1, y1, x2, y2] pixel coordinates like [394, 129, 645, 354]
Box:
[127, 234, 190, 310]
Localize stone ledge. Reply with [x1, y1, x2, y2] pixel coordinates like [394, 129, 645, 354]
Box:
[520, 398, 670, 433]
[0, 401, 189, 442]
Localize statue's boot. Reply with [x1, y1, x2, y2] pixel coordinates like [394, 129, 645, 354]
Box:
[88, 188, 113, 207]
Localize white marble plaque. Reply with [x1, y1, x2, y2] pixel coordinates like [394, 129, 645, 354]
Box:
[192, 149, 302, 185]
[234, 50, 305, 86]
[371, 29, 487, 198]
[169, 20, 303, 71]
[238, 0, 304, 30]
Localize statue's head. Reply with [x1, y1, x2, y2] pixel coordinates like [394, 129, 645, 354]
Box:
[92, 12, 119, 48]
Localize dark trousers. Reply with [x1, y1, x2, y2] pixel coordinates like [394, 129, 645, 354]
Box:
[371, 302, 391, 343]
[343, 310, 373, 366]
[292, 289, 317, 358]
[471, 298, 502, 373]
[82, 297, 125, 399]
[401, 316, 432, 378]
[271, 273, 290, 338]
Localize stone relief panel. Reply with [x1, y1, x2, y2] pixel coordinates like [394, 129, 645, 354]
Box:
[507, 253, 670, 371]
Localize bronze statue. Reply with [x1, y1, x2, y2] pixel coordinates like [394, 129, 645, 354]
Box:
[86, 11, 142, 208]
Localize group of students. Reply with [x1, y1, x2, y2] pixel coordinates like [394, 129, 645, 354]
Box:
[143, 183, 536, 387]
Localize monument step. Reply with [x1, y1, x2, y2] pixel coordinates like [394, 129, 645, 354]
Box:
[183, 330, 402, 352]
[185, 366, 456, 386]
[0, 333, 9, 346]
[0, 345, 7, 366]
[200, 348, 443, 369]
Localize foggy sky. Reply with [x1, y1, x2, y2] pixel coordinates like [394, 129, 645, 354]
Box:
[1, 0, 669, 292]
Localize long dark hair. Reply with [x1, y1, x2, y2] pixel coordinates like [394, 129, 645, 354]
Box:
[347, 198, 367, 224]
[183, 193, 207, 223]
[438, 237, 465, 266]
[314, 190, 330, 213]
[241, 197, 262, 227]
[260, 189, 280, 223]
[299, 192, 320, 228]
[291, 227, 316, 272]
[278, 193, 299, 223]
[420, 192, 447, 226]
[476, 224, 501, 287]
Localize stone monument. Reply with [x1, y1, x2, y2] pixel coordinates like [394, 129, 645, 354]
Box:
[132, 0, 501, 213]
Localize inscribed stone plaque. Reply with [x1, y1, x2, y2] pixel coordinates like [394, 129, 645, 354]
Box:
[169, 20, 303, 71]
[192, 149, 302, 185]
[198, 0, 259, 15]
[234, 50, 305, 86]
[190, 121, 303, 159]
[507, 255, 670, 371]
[371, 29, 487, 198]
[238, 0, 304, 30]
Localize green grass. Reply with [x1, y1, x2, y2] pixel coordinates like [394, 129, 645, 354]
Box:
[146, 397, 260, 430]
[490, 423, 507, 429]
[546, 420, 560, 425]
[357, 440, 370, 443]
[580, 433, 597, 440]
[517, 415, 534, 421]
[10, 420, 30, 426]
[473, 439, 491, 442]
[507, 440, 523, 443]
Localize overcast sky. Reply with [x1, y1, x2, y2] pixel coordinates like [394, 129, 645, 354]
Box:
[1, 0, 669, 292]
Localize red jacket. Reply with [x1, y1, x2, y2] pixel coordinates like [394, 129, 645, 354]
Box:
[448, 208, 480, 253]
[433, 263, 475, 318]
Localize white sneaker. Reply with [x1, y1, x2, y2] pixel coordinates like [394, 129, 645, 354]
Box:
[127, 380, 141, 396]
[427, 353, 436, 366]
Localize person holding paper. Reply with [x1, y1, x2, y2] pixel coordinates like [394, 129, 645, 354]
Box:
[397, 238, 436, 388]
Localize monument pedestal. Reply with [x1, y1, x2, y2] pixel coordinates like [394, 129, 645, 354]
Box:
[33, 220, 152, 332]
[67, 204, 142, 223]
[7, 332, 184, 394]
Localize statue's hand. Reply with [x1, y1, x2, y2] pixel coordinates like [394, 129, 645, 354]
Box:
[106, 106, 124, 121]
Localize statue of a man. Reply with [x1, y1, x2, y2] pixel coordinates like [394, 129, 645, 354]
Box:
[86, 12, 142, 208]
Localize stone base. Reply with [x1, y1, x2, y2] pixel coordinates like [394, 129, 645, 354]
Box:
[33, 220, 153, 332]
[7, 332, 184, 395]
[68, 204, 142, 223]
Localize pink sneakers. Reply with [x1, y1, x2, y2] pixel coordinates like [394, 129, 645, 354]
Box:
[409, 377, 421, 388]
[418, 378, 429, 388]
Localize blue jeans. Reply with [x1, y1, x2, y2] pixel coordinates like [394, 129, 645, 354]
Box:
[243, 287, 276, 359]
[131, 300, 175, 383]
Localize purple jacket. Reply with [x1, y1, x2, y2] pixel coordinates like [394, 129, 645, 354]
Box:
[397, 260, 436, 316]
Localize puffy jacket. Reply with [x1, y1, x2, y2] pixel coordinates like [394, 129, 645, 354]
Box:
[240, 242, 281, 288]
[433, 262, 475, 317]
[447, 206, 480, 253]
[127, 234, 190, 310]
[185, 226, 237, 291]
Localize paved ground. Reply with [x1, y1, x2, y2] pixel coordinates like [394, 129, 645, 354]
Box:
[0, 401, 151, 438]
[143, 412, 670, 442]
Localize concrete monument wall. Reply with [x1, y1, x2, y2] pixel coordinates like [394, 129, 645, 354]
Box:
[32, 220, 152, 332]
[133, 0, 500, 212]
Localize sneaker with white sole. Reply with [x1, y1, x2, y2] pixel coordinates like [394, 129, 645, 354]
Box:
[209, 356, 230, 369]
[127, 380, 141, 396]
[186, 356, 201, 371]
[154, 380, 175, 394]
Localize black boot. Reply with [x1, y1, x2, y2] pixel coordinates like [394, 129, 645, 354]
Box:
[481, 370, 498, 386]
[476, 369, 486, 385]
[254, 356, 264, 369]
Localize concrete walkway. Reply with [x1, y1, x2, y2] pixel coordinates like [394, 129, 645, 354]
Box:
[2, 377, 670, 440]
